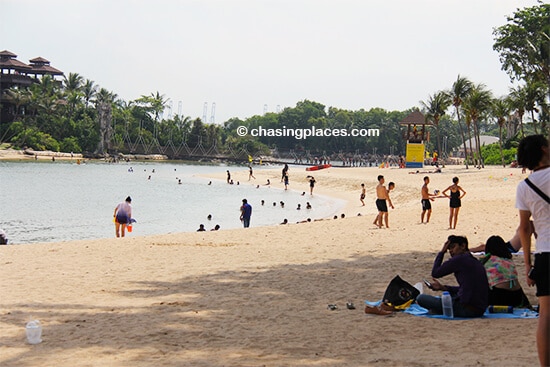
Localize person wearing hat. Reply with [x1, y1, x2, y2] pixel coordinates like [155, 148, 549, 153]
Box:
[240, 198, 252, 228]
[113, 196, 133, 237]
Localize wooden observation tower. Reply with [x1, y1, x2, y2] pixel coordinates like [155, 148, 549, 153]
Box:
[399, 111, 431, 168]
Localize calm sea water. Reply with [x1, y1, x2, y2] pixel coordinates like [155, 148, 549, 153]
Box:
[0, 161, 345, 244]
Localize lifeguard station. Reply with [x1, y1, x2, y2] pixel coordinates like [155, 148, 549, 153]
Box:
[399, 111, 431, 168]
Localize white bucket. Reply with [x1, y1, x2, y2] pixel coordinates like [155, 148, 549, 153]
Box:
[25, 320, 42, 344]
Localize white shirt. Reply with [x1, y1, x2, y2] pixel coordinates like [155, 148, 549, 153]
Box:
[516, 167, 550, 253]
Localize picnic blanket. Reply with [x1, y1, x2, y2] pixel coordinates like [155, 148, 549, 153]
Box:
[365, 300, 538, 319]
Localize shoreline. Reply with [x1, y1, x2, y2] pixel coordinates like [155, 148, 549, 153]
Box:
[1, 158, 526, 245]
[2, 161, 350, 245]
[0, 148, 169, 162]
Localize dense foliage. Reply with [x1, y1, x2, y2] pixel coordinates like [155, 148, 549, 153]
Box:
[481, 143, 517, 165]
[0, 3, 547, 165]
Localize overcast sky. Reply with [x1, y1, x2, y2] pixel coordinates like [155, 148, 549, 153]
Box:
[2, 0, 540, 123]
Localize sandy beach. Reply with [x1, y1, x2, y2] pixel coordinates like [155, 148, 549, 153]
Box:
[0, 162, 540, 366]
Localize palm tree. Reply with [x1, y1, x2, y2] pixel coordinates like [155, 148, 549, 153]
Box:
[463, 84, 493, 168]
[63, 72, 83, 94]
[491, 97, 512, 167]
[449, 75, 474, 168]
[524, 80, 545, 134]
[94, 88, 117, 105]
[4, 87, 28, 121]
[149, 91, 168, 123]
[26, 75, 61, 125]
[82, 79, 97, 108]
[420, 91, 451, 163]
[462, 105, 475, 165]
[37, 74, 57, 96]
[62, 73, 84, 118]
[508, 86, 527, 138]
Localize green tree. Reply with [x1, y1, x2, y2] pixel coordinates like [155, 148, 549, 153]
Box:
[135, 91, 168, 123]
[491, 97, 512, 167]
[524, 79, 546, 134]
[82, 79, 97, 108]
[3, 87, 28, 122]
[463, 84, 493, 167]
[421, 91, 451, 162]
[188, 118, 206, 149]
[508, 86, 527, 137]
[449, 75, 474, 168]
[481, 143, 517, 166]
[493, 4, 550, 105]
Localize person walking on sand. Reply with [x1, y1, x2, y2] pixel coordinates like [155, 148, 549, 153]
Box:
[281, 164, 289, 182]
[373, 176, 394, 228]
[248, 165, 256, 180]
[421, 176, 436, 223]
[360, 183, 366, 206]
[283, 173, 289, 190]
[240, 198, 252, 228]
[443, 176, 466, 229]
[308, 176, 316, 195]
[113, 196, 132, 237]
[515, 135, 549, 367]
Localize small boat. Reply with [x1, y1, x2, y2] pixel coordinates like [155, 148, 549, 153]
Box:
[306, 164, 332, 171]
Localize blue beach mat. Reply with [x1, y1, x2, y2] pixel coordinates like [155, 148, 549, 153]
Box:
[365, 300, 538, 320]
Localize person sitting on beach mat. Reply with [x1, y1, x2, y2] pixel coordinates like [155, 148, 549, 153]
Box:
[480, 235, 531, 308]
[417, 235, 489, 317]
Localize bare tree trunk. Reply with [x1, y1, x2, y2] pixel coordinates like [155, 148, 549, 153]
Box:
[455, 108, 469, 169]
[531, 110, 538, 134]
[96, 102, 113, 155]
[518, 112, 525, 138]
[499, 123, 505, 167]
[466, 122, 475, 166]
[474, 120, 484, 168]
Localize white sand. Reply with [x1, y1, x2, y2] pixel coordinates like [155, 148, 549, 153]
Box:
[0, 163, 539, 366]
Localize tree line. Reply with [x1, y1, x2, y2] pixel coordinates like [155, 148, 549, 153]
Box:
[0, 3, 548, 167]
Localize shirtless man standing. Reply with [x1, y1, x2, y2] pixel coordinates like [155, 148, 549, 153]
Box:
[373, 175, 394, 228]
[360, 183, 366, 206]
[421, 176, 436, 223]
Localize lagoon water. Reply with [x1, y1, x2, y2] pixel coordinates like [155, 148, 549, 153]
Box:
[0, 161, 345, 244]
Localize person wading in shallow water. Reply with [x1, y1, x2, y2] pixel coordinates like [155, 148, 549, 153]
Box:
[114, 196, 132, 237]
[240, 198, 252, 228]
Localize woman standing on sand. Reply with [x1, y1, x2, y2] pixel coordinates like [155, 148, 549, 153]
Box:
[443, 177, 466, 229]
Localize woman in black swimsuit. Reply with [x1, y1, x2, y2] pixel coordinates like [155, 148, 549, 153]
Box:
[443, 176, 466, 229]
